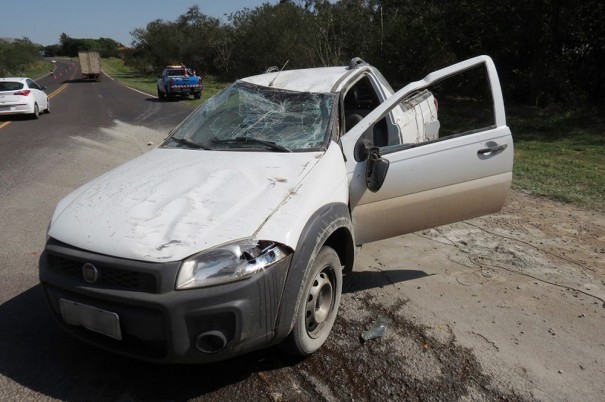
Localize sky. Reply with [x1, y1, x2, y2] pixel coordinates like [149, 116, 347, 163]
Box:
[1, 0, 279, 46]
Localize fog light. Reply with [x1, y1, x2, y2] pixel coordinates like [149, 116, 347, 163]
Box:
[196, 331, 227, 354]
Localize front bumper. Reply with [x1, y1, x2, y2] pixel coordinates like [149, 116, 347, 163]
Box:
[39, 238, 291, 363]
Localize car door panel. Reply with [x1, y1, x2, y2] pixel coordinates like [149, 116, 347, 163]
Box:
[341, 56, 513, 245]
[349, 127, 512, 244]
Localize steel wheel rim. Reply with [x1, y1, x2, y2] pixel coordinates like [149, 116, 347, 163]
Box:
[305, 266, 335, 338]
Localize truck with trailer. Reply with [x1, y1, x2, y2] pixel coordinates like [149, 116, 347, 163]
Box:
[78, 51, 102, 81]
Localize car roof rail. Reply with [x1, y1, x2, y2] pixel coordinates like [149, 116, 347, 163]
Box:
[349, 57, 368, 69]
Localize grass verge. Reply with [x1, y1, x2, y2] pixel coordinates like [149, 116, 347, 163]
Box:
[509, 105, 604, 211]
[24, 60, 55, 80]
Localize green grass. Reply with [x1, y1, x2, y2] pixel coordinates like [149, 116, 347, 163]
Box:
[102, 58, 228, 107]
[508, 105, 605, 211]
[23, 60, 56, 80]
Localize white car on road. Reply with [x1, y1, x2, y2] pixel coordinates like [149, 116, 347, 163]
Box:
[0, 77, 50, 119]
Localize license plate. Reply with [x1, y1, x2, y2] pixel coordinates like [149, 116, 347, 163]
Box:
[60, 299, 122, 340]
[0, 106, 10, 111]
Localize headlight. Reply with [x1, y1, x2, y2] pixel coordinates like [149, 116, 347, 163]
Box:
[175, 239, 291, 290]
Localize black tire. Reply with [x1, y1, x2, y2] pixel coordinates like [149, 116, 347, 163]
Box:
[193, 91, 201, 99]
[285, 246, 342, 356]
[45, 100, 51, 114]
[157, 86, 166, 99]
[32, 103, 39, 119]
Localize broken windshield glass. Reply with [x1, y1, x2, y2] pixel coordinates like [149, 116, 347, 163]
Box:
[163, 81, 336, 152]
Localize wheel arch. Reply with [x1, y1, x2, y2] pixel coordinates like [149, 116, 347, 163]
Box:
[324, 225, 355, 274]
[271, 202, 354, 342]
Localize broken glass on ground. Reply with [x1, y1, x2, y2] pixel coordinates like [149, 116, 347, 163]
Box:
[361, 316, 392, 342]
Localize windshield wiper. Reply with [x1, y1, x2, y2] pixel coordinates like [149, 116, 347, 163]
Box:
[166, 137, 209, 150]
[210, 136, 291, 152]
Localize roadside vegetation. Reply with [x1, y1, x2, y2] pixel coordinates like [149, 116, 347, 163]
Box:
[0, 38, 48, 77]
[2, 0, 603, 211]
[509, 107, 604, 211]
[24, 61, 54, 80]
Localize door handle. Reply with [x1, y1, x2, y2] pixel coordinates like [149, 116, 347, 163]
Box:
[478, 143, 507, 155]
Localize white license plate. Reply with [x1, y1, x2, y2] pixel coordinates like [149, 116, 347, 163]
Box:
[60, 299, 122, 340]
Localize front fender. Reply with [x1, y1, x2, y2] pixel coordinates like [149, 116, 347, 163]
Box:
[271, 202, 354, 342]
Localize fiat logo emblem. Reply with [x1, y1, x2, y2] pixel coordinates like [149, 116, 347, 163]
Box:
[82, 263, 99, 283]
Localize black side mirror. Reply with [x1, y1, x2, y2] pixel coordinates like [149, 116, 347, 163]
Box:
[354, 138, 390, 192]
[366, 147, 389, 192]
[354, 138, 373, 162]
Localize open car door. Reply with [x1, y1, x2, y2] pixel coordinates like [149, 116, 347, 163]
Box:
[341, 55, 513, 245]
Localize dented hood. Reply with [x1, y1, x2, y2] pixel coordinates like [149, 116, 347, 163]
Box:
[49, 148, 321, 262]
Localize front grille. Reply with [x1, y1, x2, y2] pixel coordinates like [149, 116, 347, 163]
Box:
[47, 254, 158, 293]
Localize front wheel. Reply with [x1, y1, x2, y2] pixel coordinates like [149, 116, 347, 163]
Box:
[285, 246, 342, 356]
[157, 86, 166, 99]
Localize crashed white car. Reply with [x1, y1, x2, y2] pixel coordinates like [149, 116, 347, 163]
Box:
[39, 56, 513, 363]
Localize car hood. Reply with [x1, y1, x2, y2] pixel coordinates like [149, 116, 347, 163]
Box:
[49, 148, 322, 262]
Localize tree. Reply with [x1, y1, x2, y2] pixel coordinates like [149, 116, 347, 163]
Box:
[0, 38, 39, 76]
[226, 2, 318, 77]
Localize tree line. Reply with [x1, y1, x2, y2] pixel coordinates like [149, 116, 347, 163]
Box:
[3, 0, 603, 107]
[0, 35, 122, 76]
[126, 0, 604, 107]
[47, 34, 123, 58]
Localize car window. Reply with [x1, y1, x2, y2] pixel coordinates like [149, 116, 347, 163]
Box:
[0, 82, 24, 91]
[164, 81, 336, 152]
[343, 76, 381, 133]
[26, 79, 41, 90]
[378, 64, 495, 154]
[167, 69, 187, 76]
[343, 75, 400, 147]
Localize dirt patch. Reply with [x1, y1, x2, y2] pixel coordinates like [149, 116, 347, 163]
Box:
[340, 190, 605, 401]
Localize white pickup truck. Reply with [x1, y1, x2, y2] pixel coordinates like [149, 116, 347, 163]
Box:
[39, 56, 513, 363]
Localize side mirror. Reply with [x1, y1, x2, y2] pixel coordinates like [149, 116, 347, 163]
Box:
[354, 138, 373, 162]
[354, 138, 390, 192]
[366, 147, 390, 192]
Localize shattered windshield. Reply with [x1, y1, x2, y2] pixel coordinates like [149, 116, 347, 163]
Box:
[163, 81, 336, 152]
